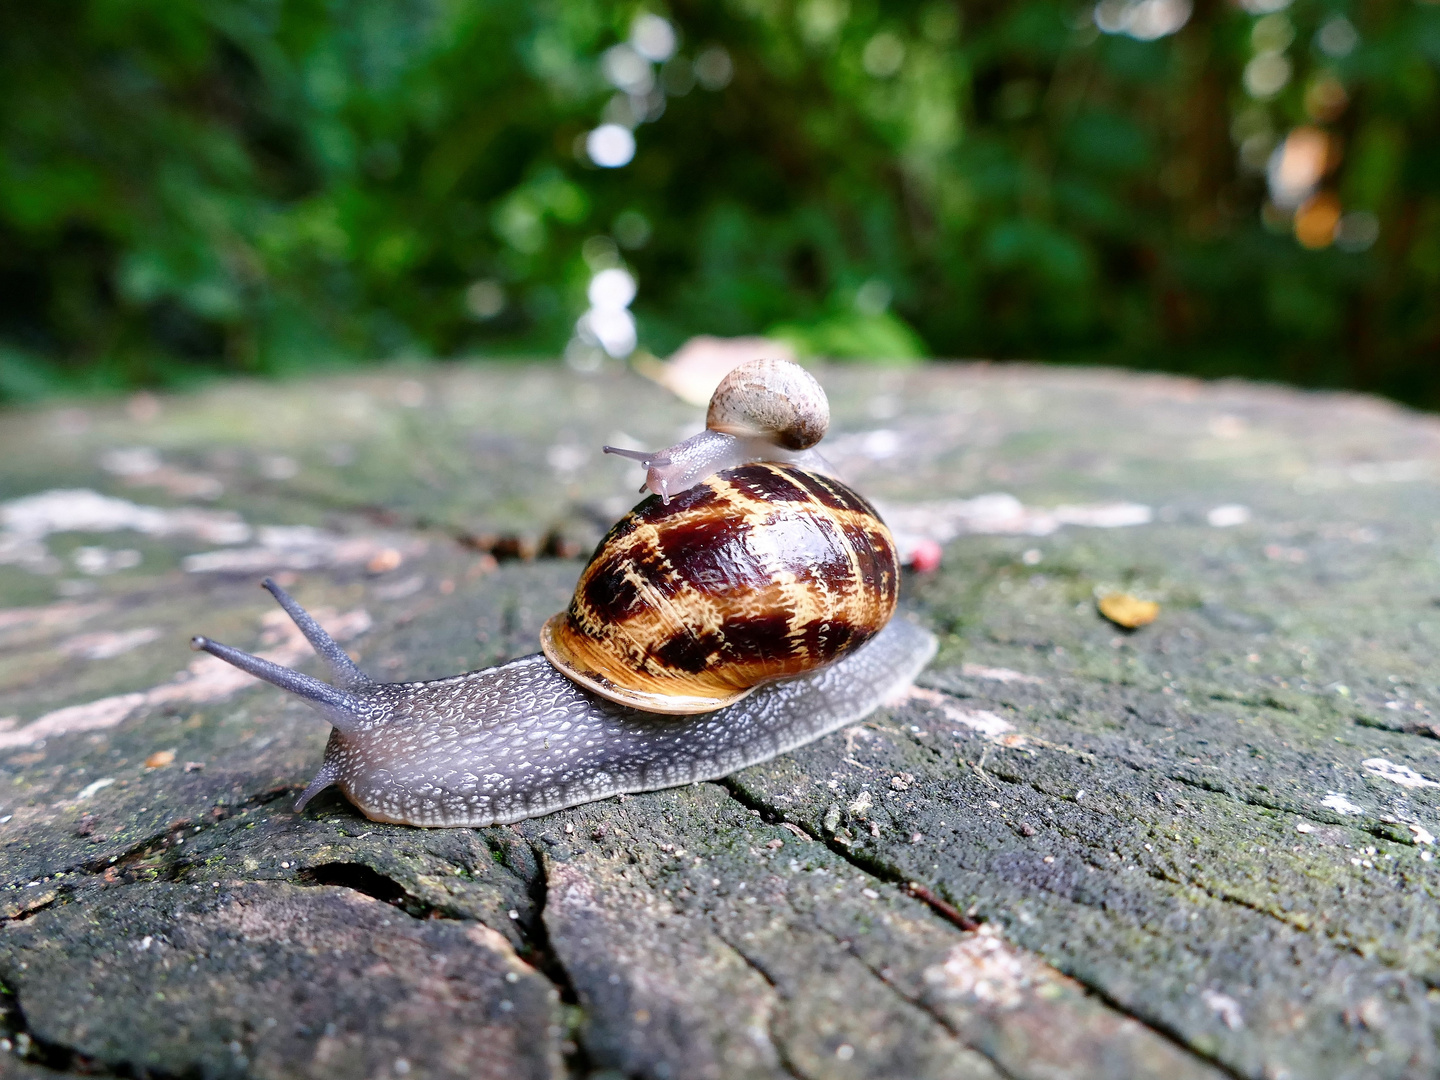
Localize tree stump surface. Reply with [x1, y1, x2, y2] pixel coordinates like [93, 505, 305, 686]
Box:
[2, 362, 1438, 1080]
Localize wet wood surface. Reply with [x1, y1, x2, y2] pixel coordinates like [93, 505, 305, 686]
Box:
[2, 361, 1439, 1080]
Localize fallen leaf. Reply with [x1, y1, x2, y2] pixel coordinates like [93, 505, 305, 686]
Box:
[366, 547, 403, 574]
[1097, 592, 1159, 629]
[144, 749, 176, 769]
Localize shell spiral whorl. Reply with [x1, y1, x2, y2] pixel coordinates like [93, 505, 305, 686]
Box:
[540, 461, 899, 715]
[705, 357, 830, 450]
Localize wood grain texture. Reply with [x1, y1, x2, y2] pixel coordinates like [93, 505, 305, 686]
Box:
[3, 361, 1440, 1079]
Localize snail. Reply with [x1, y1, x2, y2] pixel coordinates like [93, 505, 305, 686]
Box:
[191, 360, 936, 827]
[602, 357, 834, 504]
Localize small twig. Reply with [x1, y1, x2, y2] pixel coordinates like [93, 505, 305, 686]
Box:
[972, 748, 999, 790]
[904, 881, 981, 932]
[1022, 735, 1096, 762]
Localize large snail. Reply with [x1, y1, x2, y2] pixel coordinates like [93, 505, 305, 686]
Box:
[192, 360, 936, 827]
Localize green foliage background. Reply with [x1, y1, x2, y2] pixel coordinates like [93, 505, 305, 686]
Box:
[1, 0, 1437, 403]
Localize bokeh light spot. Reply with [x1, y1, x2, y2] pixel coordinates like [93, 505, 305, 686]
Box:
[577, 307, 637, 358]
[588, 267, 638, 310]
[1335, 211, 1380, 253]
[1317, 16, 1358, 58]
[1251, 13, 1294, 53]
[1267, 126, 1331, 208]
[694, 47, 733, 90]
[464, 280, 505, 320]
[863, 32, 907, 77]
[613, 210, 652, 249]
[1244, 53, 1292, 99]
[854, 279, 893, 316]
[586, 124, 636, 168]
[1094, 0, 1191, 40]
[1294, 192, 1341, 249]
[631, 14, 678, 62]
[602, 44, 653, 94]
[800, 0, 850, 45]
[581, 235, 621, 271]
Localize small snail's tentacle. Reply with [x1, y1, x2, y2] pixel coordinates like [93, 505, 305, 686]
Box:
[601, 446, 671, 466]
[606, 431, 835, 504]
[189, 634, 367, 733]
[261, 577, 372, 688]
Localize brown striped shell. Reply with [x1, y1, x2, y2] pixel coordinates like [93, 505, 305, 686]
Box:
[540, 462, 900, 715]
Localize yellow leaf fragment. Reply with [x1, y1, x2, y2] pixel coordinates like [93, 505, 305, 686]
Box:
[1097, 592, 1159, 629]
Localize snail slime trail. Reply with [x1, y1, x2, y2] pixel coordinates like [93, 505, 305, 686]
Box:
[193, 359, 937, 827]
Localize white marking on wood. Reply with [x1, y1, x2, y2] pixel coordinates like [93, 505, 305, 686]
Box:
[902, 688, 1017, 740]
[1322, 793, 1364, 815]
[1363, 758, 1440, 789]
[1201, 989, 1244, 1030]
[0, 608, 370, 750]
[76, 777, 117, 800]
[960, 663, 1044, 685]
[923, 925, 1033, 1009]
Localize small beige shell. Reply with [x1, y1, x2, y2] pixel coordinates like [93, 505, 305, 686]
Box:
[705, 358, 829, 450]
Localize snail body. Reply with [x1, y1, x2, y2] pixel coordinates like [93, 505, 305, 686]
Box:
[192, 359, 935, 827]
[195, 582, 934, 827]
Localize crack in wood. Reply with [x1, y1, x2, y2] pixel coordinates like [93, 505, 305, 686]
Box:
[714, 776, 1243, 1080]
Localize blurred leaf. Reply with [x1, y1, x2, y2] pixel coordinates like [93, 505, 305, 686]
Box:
[1063, 111, 1153, 175]
[0, 347, 60, 402]
[770, 309, 928, 363]
[0, 0, 1436, 405]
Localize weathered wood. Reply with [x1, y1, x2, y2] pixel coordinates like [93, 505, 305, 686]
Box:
[3, 362, 1440, 1079]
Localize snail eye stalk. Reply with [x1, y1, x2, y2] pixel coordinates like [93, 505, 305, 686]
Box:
[602, 445, 671, 467]
[189, 578, 373, 734]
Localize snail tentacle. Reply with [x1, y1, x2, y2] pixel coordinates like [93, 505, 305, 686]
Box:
[294, 757, 341, 813]
[189, 634, 369, 733]
[605, 431, 834, 504]
[261, 577, 372, 688]
[198, 586, 935, 827]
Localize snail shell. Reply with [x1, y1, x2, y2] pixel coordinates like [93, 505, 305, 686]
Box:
[706, 358, 829, 449]
[541, 461, 899, 714]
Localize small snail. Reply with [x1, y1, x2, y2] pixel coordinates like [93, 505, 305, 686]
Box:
[602, 357, 833, 504]
[192, 360, 936, 827]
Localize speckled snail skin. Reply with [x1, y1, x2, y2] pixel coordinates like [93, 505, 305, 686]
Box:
[191, 359, 937, 827]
